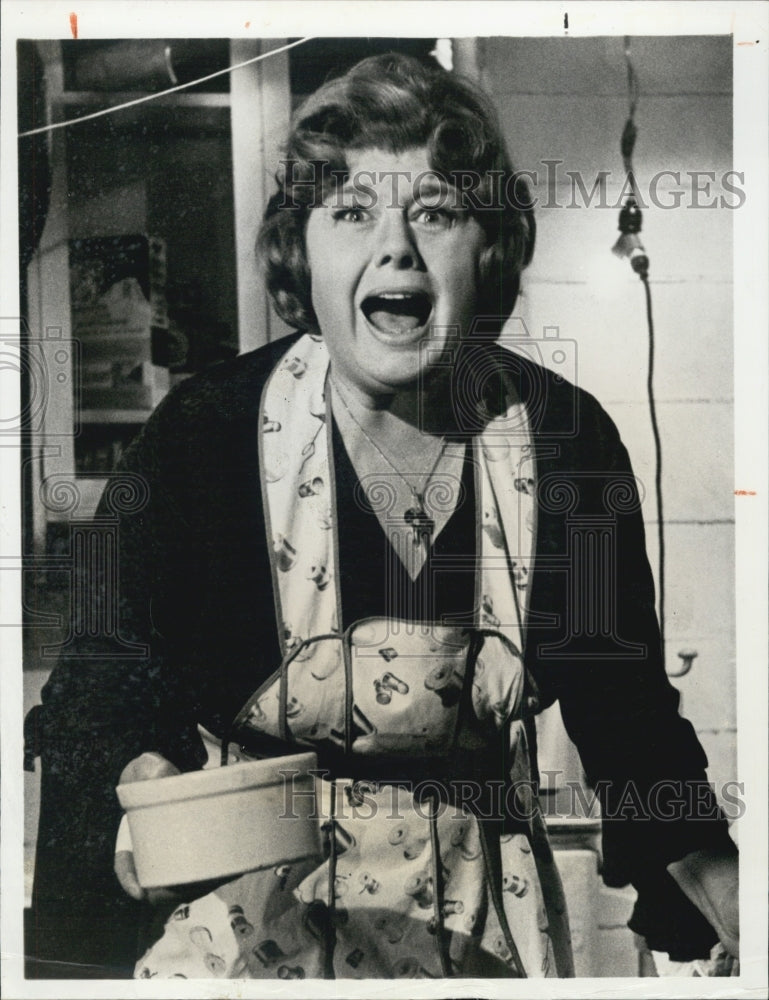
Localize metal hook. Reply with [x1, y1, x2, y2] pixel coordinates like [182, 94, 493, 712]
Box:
[668, 648, 699, 678]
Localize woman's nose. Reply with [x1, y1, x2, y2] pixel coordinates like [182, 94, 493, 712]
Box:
[376, 213, 424, 271]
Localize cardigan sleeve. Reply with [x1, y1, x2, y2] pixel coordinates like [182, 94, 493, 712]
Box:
[27, 336, 295, 977]
[529, 394, 734, 913]
[28, 387, 207, 978]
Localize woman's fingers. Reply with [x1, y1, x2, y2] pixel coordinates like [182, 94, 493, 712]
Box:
[119, 751, 180, 785]
[114, 848, 146, 901]
[116, 754, 180, 901]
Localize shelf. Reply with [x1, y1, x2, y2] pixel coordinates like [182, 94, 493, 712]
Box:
[55, 92, 231, 134]
[79, 409, 154, 425]
[54, 90, 231, 109]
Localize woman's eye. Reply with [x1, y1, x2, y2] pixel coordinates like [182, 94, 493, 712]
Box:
[332, 207, 367, 224]
[413, 208, 454, 228]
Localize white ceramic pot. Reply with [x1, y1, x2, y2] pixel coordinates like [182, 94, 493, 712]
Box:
[117, 752, 321, 889]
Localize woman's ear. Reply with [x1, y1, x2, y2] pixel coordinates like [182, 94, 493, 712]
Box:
[477, 240, 518, 325]
[258, 203, 317, 332]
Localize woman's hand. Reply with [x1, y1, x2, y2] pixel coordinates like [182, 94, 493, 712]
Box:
[114, 752, 180, 904]
[667, 846, 739, 958]
[114, 752, 234, 907]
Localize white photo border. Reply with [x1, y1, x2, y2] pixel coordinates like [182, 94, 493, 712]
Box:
[2, 2, 766, 998]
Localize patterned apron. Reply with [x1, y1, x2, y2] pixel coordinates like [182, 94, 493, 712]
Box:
[134, 334, 573, 980]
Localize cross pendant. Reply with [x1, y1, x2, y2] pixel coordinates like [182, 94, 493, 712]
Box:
[404, 500, 434, 548]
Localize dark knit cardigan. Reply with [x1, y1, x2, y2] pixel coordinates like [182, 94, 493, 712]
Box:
[28, 332, 731, 976]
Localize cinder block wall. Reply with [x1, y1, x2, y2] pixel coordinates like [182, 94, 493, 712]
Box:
[484, 34, 736, 797]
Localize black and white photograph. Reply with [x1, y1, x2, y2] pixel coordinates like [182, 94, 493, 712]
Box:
[1, 2, 767, 996]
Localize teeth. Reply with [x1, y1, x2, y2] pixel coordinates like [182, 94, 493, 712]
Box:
[361, 290, 432, 334]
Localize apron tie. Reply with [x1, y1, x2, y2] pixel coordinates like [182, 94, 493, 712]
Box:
[427, 794, 452, 977]
[478, 818, 528, 977]
[322, 781, 339, 978]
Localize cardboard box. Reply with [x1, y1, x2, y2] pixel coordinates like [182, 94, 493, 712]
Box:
[69, 235, 169, 409]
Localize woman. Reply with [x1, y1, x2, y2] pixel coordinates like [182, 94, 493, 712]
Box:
[29, 52, 737, 979]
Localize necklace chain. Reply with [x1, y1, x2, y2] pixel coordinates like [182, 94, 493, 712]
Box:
[331, 379, 449, 547]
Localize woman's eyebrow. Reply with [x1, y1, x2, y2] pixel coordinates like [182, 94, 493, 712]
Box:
[412, 176, 466, 208]
[414, 178, 448, 199]
[319, 176, 359, 208]
[333, 174, 371, 199]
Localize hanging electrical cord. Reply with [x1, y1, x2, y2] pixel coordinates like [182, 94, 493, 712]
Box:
[642, 273, 665, 658]
[612, 39, 648, 277]
[611, 37, 665, 659]
[621, 35, 640, 187]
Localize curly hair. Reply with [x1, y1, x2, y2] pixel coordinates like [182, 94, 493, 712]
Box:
[258, 52, 535, 334]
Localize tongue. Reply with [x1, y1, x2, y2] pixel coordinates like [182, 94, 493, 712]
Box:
[367, 309, 422, 335]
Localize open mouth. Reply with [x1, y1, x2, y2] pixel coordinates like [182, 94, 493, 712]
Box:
[361, 291, 433, 337]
